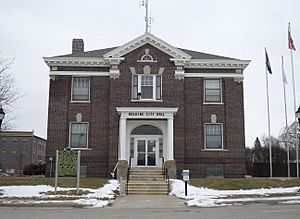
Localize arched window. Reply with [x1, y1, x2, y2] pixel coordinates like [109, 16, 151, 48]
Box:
[141, 54, 153, 61]
[131, 125, 162, 135]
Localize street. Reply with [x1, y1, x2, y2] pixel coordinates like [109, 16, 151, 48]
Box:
[0, 203, 300, 219]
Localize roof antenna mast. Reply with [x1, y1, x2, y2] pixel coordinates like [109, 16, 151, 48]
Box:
[141, 0, 152, 33]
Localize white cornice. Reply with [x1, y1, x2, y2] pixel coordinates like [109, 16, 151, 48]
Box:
[184, 73, 244, 78]
[104, 32, 192, 59]
[186, 59, 250, 69]
[49, 71, 110, 76]
[43, 57, 108, 67]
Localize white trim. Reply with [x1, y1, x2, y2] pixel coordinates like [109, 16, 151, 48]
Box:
[203, 102, 224, 105]
[204, 78, 223, 104]
[69, 122, 89, 149]
[43, 57, 108, 67]
[204, 123, 224, 150]
[70, 101, 91, 104]
[50, 71, 110, 77]
[185, 73, 244, 78]
[103, 32, 192, 59]
[186, 59, 250, 69]
[201, 149, 228, 152]
[116, 107, 178, 120]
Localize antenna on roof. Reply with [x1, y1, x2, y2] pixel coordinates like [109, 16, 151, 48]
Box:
[141, 0, 153, 33]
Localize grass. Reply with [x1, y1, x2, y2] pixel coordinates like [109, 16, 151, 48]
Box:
[41, 190, 91, 196]
[190, 178, 300, 190]
[0, 177, 108, 189]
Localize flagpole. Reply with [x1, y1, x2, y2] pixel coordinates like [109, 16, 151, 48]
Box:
[290, 49, 299, 178]
[265, 48, 272, 178]
[282, 56, 290, 178]
[288, 23, 298, 178]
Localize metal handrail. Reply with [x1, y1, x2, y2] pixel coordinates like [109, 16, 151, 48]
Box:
[110, 162, 119, 179]
[161, 157, 164, 170]
[162, 157, 170, 192]
[126, 157, 132, 195]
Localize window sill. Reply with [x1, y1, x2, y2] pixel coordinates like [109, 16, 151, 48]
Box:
[69, 101, 91, 104]
[136, 60, 157, 63]
[203, 102, 224, 105]
[201, 149, 228, 152]
[69, 148, 92, 151]
[131, 99, 163, 102]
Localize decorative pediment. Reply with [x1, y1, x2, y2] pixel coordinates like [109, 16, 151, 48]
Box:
[103, 32, 192, 60]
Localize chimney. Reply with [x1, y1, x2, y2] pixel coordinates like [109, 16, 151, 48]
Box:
[72, 39, 84, 53]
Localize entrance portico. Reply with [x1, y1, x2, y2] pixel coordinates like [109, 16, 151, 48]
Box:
[116, 107, 178, 167]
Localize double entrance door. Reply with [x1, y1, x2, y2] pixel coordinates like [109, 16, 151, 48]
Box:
[135, 137, 159, 167]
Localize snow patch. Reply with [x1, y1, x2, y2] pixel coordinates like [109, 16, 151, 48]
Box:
[169, 179, 300, 207]
[0, 180, 119, 208]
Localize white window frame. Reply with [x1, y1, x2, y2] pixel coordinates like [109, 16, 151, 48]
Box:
[204, 123, 224, 150]
[69, 122, 89, 149]
[203, 78, 222, 104]
[132, 74, 162, 101]
[71, 77, 91, 102]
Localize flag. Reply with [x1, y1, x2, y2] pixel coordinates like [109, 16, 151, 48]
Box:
[281, 56, 288, 84]
[265, 48, 272, 74]
[288, 23, 296, 51]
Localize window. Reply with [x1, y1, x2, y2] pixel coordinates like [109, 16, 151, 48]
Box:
[205, 124, 223, 149]
[69, 123, 88, 148]
[206, 164, 224, 177]
[72, 77, 90, 101]
[141, 54, 153, 61]
[132, 75, 162, 100]
[204, 79, 221, 103]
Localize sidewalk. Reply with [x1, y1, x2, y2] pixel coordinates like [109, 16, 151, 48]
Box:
[112, 195, 185, 209]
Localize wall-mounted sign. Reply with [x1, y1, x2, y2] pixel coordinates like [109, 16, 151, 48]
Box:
[128, 112, 165, 117]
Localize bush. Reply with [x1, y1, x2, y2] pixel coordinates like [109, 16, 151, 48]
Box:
[23, 164, 46, 175]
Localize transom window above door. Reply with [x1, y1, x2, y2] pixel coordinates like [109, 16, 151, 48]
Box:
[132, 75, 162, 101]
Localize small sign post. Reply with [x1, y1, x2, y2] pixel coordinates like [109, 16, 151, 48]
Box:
[76, 150, 81, 195]
[54, 148, 80, 195]
[182, 170, 190, 196]
[54, 150, 59, 194]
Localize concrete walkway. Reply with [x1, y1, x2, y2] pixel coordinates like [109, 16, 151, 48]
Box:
[112, 195, 185, 209]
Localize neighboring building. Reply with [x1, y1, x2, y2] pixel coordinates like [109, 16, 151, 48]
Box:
[44, 32, 250, 178]
[0, 131, 46, 174]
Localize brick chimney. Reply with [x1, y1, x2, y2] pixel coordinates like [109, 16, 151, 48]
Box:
[72, 39, 84, 53]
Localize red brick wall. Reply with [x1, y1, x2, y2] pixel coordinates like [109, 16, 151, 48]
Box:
[46, 43, 246, 177]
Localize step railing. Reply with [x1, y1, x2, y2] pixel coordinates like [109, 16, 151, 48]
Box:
[110, 162, 119, 179]
[162, 157, 170, 192]
[126, 157, 132, 195]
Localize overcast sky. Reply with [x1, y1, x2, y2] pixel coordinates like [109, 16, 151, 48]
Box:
[0, 0, 299, 147]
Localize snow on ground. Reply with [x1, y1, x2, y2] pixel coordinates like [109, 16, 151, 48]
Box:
[169, 179, 300, 207]
[0, 180, 119, 208]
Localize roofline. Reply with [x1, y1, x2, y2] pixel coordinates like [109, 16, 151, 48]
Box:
[0, 131, 47, 141]
[103, 32, 192, 59]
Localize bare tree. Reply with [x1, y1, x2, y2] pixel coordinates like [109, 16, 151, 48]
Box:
[0, 57, 22, 128]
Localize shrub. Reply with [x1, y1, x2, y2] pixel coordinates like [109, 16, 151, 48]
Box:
[23, 164, 46, 175]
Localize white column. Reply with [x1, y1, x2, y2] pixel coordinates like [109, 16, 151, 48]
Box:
[167, 117, 174, 160]
[119, 117, 127, 160]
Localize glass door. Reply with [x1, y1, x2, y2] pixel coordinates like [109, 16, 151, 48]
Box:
[136, 138, 157, 166]
[147, 139, 156, 166]
[137, 139, 146, 166]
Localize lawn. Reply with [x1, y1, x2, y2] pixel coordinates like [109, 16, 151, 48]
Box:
[0, 177, 108, 188]
[190, 178, 300, 190]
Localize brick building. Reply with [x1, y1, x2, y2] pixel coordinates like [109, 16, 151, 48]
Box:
[44, 33, 250, 178]
[0, 131, 46, 174]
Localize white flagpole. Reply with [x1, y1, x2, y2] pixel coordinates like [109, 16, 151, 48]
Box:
[265, 49, 272, 178]
[290, 49, 299, 178]
[282, 56, 290, 178]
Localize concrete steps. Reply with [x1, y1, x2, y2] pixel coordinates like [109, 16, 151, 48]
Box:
[127, 168, 169, 195]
